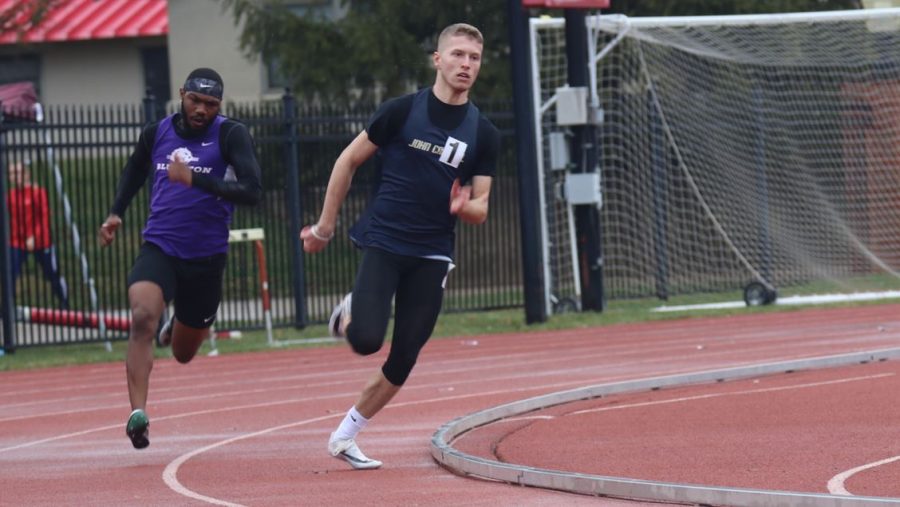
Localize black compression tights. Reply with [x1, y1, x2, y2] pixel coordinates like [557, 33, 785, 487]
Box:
[346, 247, 449, 386]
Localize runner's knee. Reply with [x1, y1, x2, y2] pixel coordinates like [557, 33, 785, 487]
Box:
[172, 329, 205, 364]
[173, 348, 196, 364]
[382, 351, 418, 386]
[348, 328, 384, 356]
[130, 304, 160, 339]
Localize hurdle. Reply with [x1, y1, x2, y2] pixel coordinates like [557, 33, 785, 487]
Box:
[227, 228, 274, 345]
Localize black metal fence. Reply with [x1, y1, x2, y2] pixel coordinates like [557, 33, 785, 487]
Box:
[0, 92, 523, 350]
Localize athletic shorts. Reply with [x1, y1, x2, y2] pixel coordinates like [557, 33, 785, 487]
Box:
[127, 242, 227, 329]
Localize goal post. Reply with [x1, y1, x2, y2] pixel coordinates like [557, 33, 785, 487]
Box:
[530, 8, 900, 304]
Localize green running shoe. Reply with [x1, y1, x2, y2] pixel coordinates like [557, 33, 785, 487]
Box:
[126, 409, 150, 449]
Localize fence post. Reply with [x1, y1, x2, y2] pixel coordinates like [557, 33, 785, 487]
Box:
[0, 103, 16, 354]
[283, 89, 307, 328]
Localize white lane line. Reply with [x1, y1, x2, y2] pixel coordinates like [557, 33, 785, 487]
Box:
[3, 330, 868, 423]
[172, 369, 887, 504]
[653, 291, 900, 312]
[0, 372, 593, 455]
[6, 351, 720, 453]
[568, 373, 894, 415]
[163, 413, 337, 507]
[161, 379, 606, 505]
[0, 392, 354, 454]
[0, 339, 732, 421]
[827, 456, 900, 496]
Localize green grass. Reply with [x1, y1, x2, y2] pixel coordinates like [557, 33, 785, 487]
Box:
[4, 288, 898, 372]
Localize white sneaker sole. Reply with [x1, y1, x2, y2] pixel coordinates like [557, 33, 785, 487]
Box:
[328, 293, 352, 338]
[329, 433, 382, 470]
[334, 450, 383, 470]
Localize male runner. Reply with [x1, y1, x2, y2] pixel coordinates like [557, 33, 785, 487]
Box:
[300, 23, 499, 469]
[99, 68, 262, 449]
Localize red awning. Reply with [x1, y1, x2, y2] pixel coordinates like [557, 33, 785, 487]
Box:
[0, 0, 168, 45]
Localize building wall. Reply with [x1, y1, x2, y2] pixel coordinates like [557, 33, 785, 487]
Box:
[41, 39, 151, 106]
[167, 0, 274, 104]
[0, 37, 165, 107]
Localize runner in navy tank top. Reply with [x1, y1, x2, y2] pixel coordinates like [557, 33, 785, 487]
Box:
[301, 23, 500, 469]
[99, 68, 262, 450]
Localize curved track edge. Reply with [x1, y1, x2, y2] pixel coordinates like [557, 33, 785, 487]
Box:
[431, 348, 900, 507]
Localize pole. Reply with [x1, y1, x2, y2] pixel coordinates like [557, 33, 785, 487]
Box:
[283, 90, 307, 328]
[649, 92, 669, 300]
[752, 85, 773, 284]
[507, 0, 548, 324]
[0, 103, 16, 354]
[565, 9, 605, 311]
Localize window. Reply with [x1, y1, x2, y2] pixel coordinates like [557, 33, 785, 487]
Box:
[141, 47, 170, 118]
[266, 58, 288, 91]
[0, 54, 41, 93]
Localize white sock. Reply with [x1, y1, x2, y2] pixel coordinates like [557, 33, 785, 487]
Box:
[333, 406, 368, 441]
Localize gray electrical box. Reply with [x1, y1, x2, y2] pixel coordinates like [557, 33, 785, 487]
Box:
[555, 86, 589, 126]
[548, 132, 569, 171]
[564, 172, 602, 206]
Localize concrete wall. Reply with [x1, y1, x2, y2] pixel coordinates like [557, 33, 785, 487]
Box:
[167, 0, 274, 104]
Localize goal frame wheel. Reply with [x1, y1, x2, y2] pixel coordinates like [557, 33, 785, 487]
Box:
[744, 282, 777, 307]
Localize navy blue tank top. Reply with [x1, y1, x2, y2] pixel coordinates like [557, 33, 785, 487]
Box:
[354, 89, 480, 259]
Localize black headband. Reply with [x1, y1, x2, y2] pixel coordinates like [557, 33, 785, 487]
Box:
[183, 77, 223, 99]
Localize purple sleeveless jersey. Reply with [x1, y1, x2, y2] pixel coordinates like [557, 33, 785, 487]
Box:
[142, 115, 235, 258]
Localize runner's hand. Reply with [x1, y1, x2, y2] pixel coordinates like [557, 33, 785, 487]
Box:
[168, 153, 193, 186]
[449, 179, 471, 215]
[300, 224, 334, 253]
[99, 214, 122, 247]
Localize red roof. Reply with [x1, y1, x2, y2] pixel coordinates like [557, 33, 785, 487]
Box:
[0, 0, 168, 45]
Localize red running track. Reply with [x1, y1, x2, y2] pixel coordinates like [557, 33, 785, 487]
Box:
[2, 304, 900, 506]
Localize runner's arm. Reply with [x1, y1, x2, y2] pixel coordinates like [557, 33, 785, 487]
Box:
[190, 121, 263, 205]
[109, 124, 156, 216]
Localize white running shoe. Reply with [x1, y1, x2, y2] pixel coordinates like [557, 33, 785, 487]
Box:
[328, 432, 382, 470]
[328, 293, 352, 338]
[156, 315, 174, 348]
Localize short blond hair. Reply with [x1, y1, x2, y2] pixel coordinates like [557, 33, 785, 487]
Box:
[437, 23, 483, 49]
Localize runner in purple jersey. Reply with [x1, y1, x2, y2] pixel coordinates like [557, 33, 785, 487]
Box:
[99, 68, 262, 449]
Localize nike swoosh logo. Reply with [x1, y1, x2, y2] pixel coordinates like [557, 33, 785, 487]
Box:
[202, 142, 214, 146]
[350, 415, 357, 422]
[199, 83, 212, 88]
[203, 315, 215, 323]
[340, 451, 374, 464]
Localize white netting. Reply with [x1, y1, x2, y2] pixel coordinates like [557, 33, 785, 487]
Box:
[532, 9, 900, 301]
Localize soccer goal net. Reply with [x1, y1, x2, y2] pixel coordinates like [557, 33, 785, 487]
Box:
[530, 8, 900, 304]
